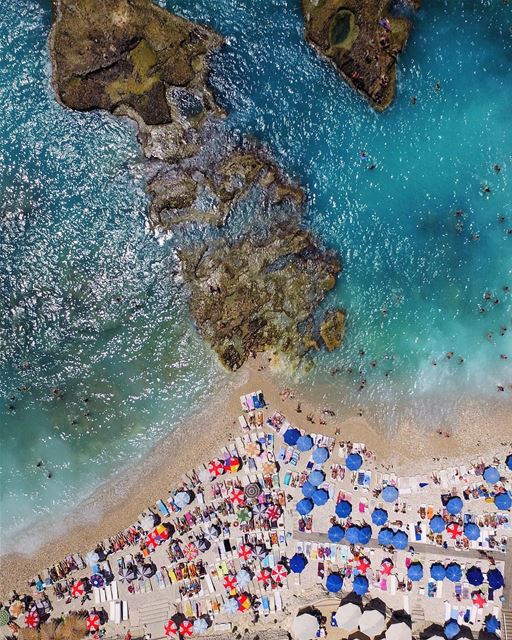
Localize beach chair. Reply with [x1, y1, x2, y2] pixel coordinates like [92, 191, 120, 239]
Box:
[403, 595, 410, 614]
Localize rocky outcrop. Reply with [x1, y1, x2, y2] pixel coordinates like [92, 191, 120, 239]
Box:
[301, 0, 418, 111]
[320, 309, 346, 352]
[50, 0, 346, 370]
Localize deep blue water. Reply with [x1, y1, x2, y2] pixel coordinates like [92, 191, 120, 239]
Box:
[1, 0, 511, 547]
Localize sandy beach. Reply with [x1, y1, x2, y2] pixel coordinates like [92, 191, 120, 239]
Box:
[1, 354, 511, 599]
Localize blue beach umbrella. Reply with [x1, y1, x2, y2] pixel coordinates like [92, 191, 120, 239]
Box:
[381, 485, 399, 503]
[430, 563, 446, 581]
[407, 562, 423, 582]
[328, 525, 345, 543]
[224, 598, 239, 615]
[290, 553, 307, 574]
[312, 488, 329, 506]
[284, 428, 300, 446]
[483, 466, 500, 484]
[313, 447, 329, 464]
[309, 470, 325, 487]
[301, 481, 316, 498]
[485, 615, 501, 634]
[345, 453, 363, 471]
[446, 496, 463, 515]
[296, 498, 314, 516]
[446, 563, 462, 583]
[296, 435, 314, 452]
[444, 620, 460, 640]
[90, 574, 104, 588]
[378, 527, 394, 546]
[371, 508, 388, 526]
[466, 566, 484, 586]
[358, 525, 372, 545]
[494, 491, 512, 510]
[345, 525, 360, 544]
[506, 454, 512, 471]
[335, 500, 352, 518]
[326, 572, 343, 593]
[392, 530, 408, 550]
[429, 515, 445, 533]
[353, 574, 369, 596]
[487, 568, 504, 590]
[463, 522, 480, 541]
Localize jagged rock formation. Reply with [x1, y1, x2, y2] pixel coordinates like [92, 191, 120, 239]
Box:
[301, 0, 418, 111]
[50, 0, 346, 370]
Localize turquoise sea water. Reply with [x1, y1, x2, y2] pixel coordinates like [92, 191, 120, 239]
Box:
[1, 0, 511, 548]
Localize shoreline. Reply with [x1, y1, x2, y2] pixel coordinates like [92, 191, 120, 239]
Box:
[1, 354, 511, 598]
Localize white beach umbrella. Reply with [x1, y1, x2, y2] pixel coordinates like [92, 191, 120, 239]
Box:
[192, 618, 209, 635]
[175, 491, 191, 508]
[140, 513, 156, 531]
[335, 602, 363, 632]
[359, 609, 386, 637]
[84, 551, 99, 568]
[291, 613, 319, 640]
[206, 525, 220, 540]
[236, 569, 252, 589]
[198, 468, 210, 484]
[385, 622, 413, 640]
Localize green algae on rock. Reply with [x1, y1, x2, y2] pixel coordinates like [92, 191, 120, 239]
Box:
[302, 0, 418, 111]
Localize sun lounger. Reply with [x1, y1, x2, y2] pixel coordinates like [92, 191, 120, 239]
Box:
[403, 595, 410, 614]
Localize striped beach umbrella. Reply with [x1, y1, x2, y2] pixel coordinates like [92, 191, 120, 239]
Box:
[90, 574, 104, 588]
[252, 503, 267, 518]
[238, 544, 253, 560]
[224, 456, 241, 474]
[184, 543, 198, 561]
[179, 620, 193, 637]
[229, 487, 245, 506]
[71, 580, 85, 598]
[86, 613, 100, 633]
[208, 459, 224, 477]
[244, 483, 261, 500]
[257, 568, 272, 585]
[446, 522, 463, 539]
[223, 574, 237, 591]
[164, 620, 178, 636]
[271, 564, 288, 583]
[253, 544, 268, 560]
[25, 610, 40, 629]
[266, 504, 281, 521]
[381, 559, 393, 575]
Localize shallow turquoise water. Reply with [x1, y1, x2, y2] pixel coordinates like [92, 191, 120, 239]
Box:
[1, 0, 511, 547]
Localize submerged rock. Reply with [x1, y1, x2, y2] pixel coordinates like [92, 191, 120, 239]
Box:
[320, 309, 346, 352]
[301, 0, 418, 111]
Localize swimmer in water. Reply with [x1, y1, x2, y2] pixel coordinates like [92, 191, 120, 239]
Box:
[494, 164, 501, 173]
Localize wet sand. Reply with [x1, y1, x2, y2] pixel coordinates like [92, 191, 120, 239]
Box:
[1, 354, 511, 598]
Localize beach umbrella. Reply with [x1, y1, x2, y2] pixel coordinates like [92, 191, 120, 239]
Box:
[466, 566, 484, 586]
[407, 562, 423, 582]
[487, 568, 504, 590]
[197, 537, 210, 553]
[392, 530, 408, 550]
[257, 568, 272, 585]
[254, 544, 268, 560]
[335, 499, 352, 518]
[464, 522, 480, 541]
[356, 557, 371, 574]
[385, 622, 412, 640]
[179, 620, 193, 637]
[382, 485, 399, 502]
[346, 452, 363, 471]
[71, 581, 85, 598]
[237, 594, 251, 612]
[312, 447, 329, 464]
[164, 620, 178, 636]
[238, 544, 253, 561]
[483, 466, 500, 484]
[430, 563, 446, 581]
[224, 456, 241, 474]
[429, 515, 445, 533]
[193, 618, 208, 635]
[291, 613, 319, 640]
[353, 574, 369, 596]
[345, 525, 360, 544]
[266, 504, 281, 521]
[8, 602, 23, 618]
[237, 507, 252, 523]
[335, 603, 362, 632]
[223, 598, 239, 615]
[90, 574, 104, 588]
[378, 527, 394, 546]
[271, 564, 288, 583]
[371, 508, 388, 526]
[208, 459, 224, 478]
[229, 487, 245, 507]
[308, 469, 326, 487]
[296, 498, 314, 516]
[119, 568, 136, 583]
[506, 454, 512, 471]
[223, 574, 237, 591]
[312, 488, 329, 506]
[326, 572, 343, 593]
[301, 481, 316, 498]
[142, 564, 155, 578]
[252, 503, 267, 518]
[472, 592, 487, 608]
[140, 513, 157, 531]
[84, 551, 100, 568]
[445, 563, 462, 583]
[290, 553, 307, 574]
[246, 441, 262, 457]
[485, 615, 501, 634]
[446, 522, 463, 539]
[262, 461, 276, 475]
[444, 620, 460, 640]
[184, 543, 198, 561]
[359, 609, 386, 637]
[284, 428, 300, 446]
[328, 524, 344, 543]
[236, 569, 252, 589]
[446, 496, 463, 515]
[25, 611, 40, 629]
[244, 482, 261, 500]
[86, 614, 100, 633]
[296, 435, 314, 452]
[358, 525, 372, 545]
[0, 610, 9, 627]
[205, 524, 220, 540]
[495, 491, 512, 510]
[381, 559, 394, 575]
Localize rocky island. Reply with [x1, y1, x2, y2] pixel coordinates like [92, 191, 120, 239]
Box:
[50, 0, 345, 370]
[301, 0, 418, 111]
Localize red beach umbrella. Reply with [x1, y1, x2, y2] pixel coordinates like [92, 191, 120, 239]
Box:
[208, 459, 224, 478]
[356, 557, 371, 574]
[71, 580, 85, 598]
[179, 620, 193, 637]
[238, 544, 253, 561]
[224, 457, 241, 474]
[229, 488, 245, 507]
[164, 620, 178, 636]
[446, 522, 463, 539]
[86, 613, 101, 633]
[381, 559, 393, 576]
[257, 568, 272, 585]
[472, 592, 487, 608]
[266, 504, 281, 521]
[146, 531, 159, 550]
[223, 574, 237, 591]
[184, 543, 198, 561]
[237, 594, 251, 612]
[271, 564, 288, 583]
[25, 611, 40, 629]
